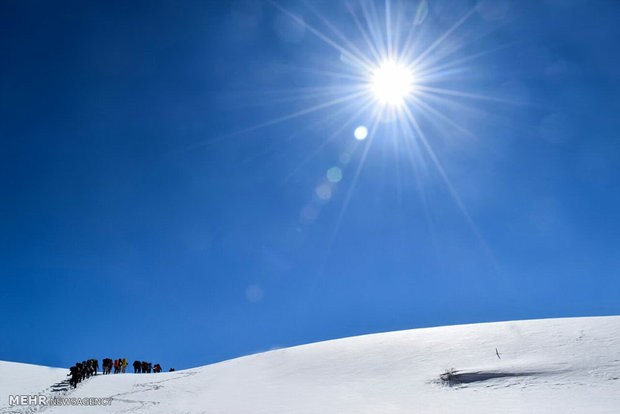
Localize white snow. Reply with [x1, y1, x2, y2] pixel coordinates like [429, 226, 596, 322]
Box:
[0, 361, 68, 409]
[1, 316, 619, 413]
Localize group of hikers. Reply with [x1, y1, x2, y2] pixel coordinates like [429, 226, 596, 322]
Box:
[132, 360, 163, 373]
[68, 359, 99, 388]
[102, 358, 127, 374]
[68, 358, 173, 388]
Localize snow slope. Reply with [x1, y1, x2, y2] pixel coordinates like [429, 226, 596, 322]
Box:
[2, 316, 619, 413]
[0, 361, 68, 409]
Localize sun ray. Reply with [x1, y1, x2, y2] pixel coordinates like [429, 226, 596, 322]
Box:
[284, 66, 369, 83]
[182, 89, 370, 152]
[193, 0, 512, 269]
[268, 1, 376, 74]
[233, 87, 367, 109]
[360, 0, 388, 61]
[416, 85, 529, 106]
[385, 0, 393, 59]
[300, 1, 381, 74]
[241, 96, 375, 170]
[397, 117, 439, 259]
[284, 98, 377, 182]
[238, 89, 367, 128]
[329, 103, 384, 245]
[398, 4, 425, 70]
[402, 104, 497, 264]
[415, 43, 514, 81]
[345, 1, 383, 63]
[415, 33, 502, 77]
[409, 94, 474, 139]
[407, 7, 477, 67]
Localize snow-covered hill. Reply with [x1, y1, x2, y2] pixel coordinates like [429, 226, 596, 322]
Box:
[2, 316, 619, 413]
[0, 361, 68, 410]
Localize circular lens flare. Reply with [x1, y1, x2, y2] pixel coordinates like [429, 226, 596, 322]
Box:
[354, 125, 368, 140]
[370, 61, 414, 106]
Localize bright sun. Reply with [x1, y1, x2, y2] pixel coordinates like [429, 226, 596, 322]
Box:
[370, 61, 415, 106]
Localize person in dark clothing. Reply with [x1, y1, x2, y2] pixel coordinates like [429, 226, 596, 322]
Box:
[102, 358, 112, 374]
[84, 359, 96, 377]
[68, 365, 81, 388]
[133, 360, 141, 373]
[78, 362, 86, 381]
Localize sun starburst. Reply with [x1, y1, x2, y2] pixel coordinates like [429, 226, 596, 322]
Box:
[369, 60, 416, 106]
[213, 1, 512, 256]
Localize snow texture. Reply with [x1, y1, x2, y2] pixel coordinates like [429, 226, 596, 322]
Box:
[1, 316, 619, 413]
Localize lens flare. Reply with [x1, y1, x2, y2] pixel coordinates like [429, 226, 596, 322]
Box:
[354, 125, 368, 140]
[256, 2, 496, 254]
[370, 61, 415, 106]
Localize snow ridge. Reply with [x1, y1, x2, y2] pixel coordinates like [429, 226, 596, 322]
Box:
[1, 316, 619, 413]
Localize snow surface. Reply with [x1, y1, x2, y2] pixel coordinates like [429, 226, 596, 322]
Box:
[0, 361, 67, 409]
[1, 316, 619, 413]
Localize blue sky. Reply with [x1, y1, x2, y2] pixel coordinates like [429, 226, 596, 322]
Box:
[1, 0, 619, 370]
